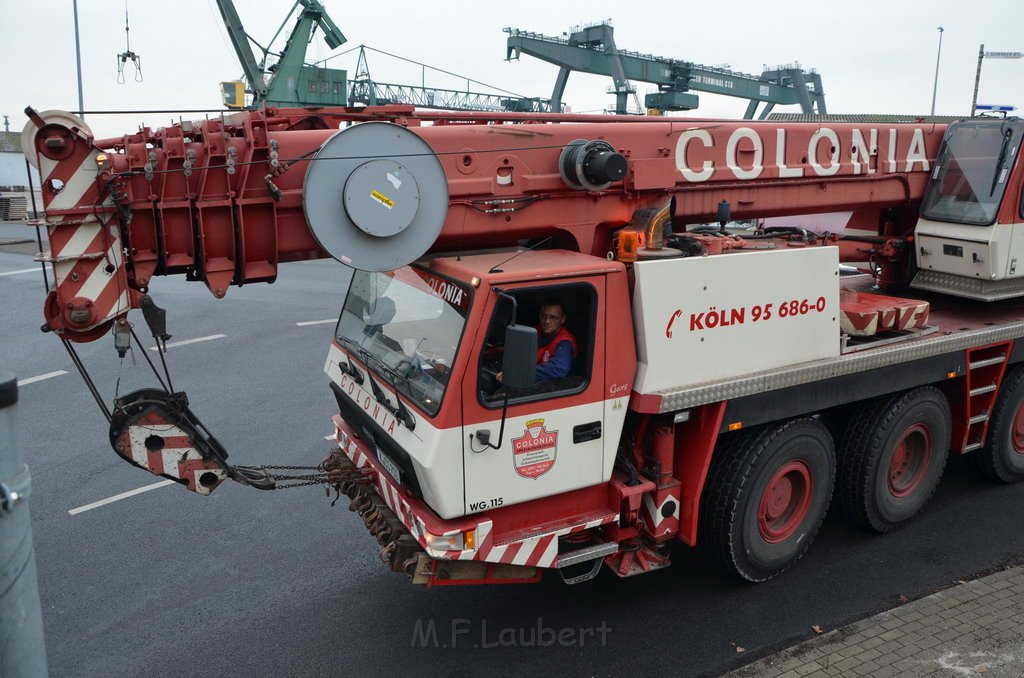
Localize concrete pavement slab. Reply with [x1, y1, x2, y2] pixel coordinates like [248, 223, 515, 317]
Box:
[730, 566, 1024, 677]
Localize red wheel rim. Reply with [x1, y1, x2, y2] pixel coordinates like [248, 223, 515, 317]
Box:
[758, 460, 813, 543]
[1012, 401, 1024, 455]
[888, 423, 932, 497]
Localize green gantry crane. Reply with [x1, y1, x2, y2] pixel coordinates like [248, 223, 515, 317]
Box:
[215, 1, 558, 113]
[346, 45, 558, 113]
[215, 0, 348, 108]
[505, 23, 827, 118]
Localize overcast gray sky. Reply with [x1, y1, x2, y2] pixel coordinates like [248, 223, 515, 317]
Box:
[2, 0, 1022, 140]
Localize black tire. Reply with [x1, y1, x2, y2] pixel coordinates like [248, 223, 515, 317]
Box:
[838, 387, 951, 533]
[699, 418, 835, 582]
[974, 365, 1024, 483]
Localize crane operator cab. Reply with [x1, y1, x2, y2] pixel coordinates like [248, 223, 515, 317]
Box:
[479, 285, 595, 404]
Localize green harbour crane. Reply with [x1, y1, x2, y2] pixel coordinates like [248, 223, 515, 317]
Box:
[215, 0, 348, 108]
[505, 22, 827, 118]
[215, 1, 558, 113]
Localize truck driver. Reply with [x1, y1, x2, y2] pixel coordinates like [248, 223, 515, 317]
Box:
[498, 300, 578, 383]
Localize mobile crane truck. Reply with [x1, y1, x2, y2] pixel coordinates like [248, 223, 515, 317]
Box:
[21, 105, 1024, 585]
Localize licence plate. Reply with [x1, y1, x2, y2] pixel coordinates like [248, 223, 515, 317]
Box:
[376, 447, 402, 483]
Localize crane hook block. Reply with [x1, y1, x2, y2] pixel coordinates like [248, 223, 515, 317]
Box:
[109, 389, 231, 496]
[302, 122, 449, 271]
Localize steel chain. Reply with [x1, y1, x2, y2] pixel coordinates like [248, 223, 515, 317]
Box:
[254, 464, 327, 471]
[239, 463, 336, 490]
[273, 478, 332, 490]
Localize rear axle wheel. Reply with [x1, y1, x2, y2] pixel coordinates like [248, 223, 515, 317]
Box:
[838, 387, 951, 533]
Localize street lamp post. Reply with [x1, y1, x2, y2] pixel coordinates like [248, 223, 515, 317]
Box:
[73, 0, 84, 119]
[971, 44, 985, 117]
[971, 46, 1024, 117]
[931, 27, 944, 116]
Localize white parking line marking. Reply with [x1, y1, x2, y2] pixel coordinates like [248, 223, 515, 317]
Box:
[0, 268, 42, 277]
[68, 479, 176, 515]
[296, 319, 335, 326]
[324, 435, 334, 440]
[149, 334, 226, 350]
[17, 370, 69, 386]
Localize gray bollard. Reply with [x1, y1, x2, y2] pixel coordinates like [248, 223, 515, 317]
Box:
[0, 373, 48, 677]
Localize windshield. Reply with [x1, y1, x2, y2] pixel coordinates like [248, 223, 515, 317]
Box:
[336, 267, 470, 416]
[921, 119, 1023, 226]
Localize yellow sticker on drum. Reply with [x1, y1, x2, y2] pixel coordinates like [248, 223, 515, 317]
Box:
[370, 190, 395, 209]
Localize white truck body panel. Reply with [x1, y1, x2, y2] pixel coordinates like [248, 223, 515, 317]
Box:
[632, 248, 841, 395]
[324, 344, 466, 519]
[915, 218, 1024, 281]
[463, 401, 606, 515]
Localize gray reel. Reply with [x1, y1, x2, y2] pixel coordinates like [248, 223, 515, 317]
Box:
[302, 122, 449, 271]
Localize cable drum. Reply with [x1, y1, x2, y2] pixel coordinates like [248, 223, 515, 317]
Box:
[302, 122, 449, 271]
[558, 138, 627, 192]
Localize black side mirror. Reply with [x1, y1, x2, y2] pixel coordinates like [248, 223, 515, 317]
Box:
[502, 325, 537, 390]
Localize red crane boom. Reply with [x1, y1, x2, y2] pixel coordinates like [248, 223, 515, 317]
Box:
[24, 106, 944, 343]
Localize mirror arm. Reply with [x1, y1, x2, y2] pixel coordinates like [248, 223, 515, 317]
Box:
[475, 391, 510, 451]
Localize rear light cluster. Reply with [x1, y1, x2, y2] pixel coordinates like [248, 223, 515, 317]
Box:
[424, 529, 476, 552]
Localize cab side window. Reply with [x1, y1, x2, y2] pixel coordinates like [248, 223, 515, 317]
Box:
[478, 284, 596, 407]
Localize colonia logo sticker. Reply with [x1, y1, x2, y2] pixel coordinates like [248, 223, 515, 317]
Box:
[512, 418, 558, 479]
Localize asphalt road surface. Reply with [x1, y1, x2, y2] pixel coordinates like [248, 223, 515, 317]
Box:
[3, 222, 1024, 677]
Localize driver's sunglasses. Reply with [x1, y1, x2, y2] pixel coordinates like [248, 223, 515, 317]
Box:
[539, 313, 563, 321]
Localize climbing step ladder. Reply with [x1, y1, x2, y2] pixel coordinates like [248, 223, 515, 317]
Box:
[960, 342, 1013, 453]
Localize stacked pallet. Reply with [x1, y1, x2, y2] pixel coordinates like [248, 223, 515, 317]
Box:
[0, 194, 28, 221]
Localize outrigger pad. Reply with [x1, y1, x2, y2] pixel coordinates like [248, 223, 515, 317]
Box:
[109, 389, 230, 496]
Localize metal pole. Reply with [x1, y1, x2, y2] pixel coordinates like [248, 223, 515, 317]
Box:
[73, 0, 85, 121]
[0, 374, 49, 677]
[24, 159, 50, 291]
[971, 44, 984, 117]
[930, 27, 944, 115]
[24, 159, 39, 222]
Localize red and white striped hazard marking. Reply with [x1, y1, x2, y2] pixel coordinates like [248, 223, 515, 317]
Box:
[643, 492, 681, 529]
[480, 513, 617, 568]
[32, 133, 133, 333]
[840, 288, 930, 337]
[112, 410, 228, 496]
[337, 425, 617, 569]
[45, 204, 130, 327]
